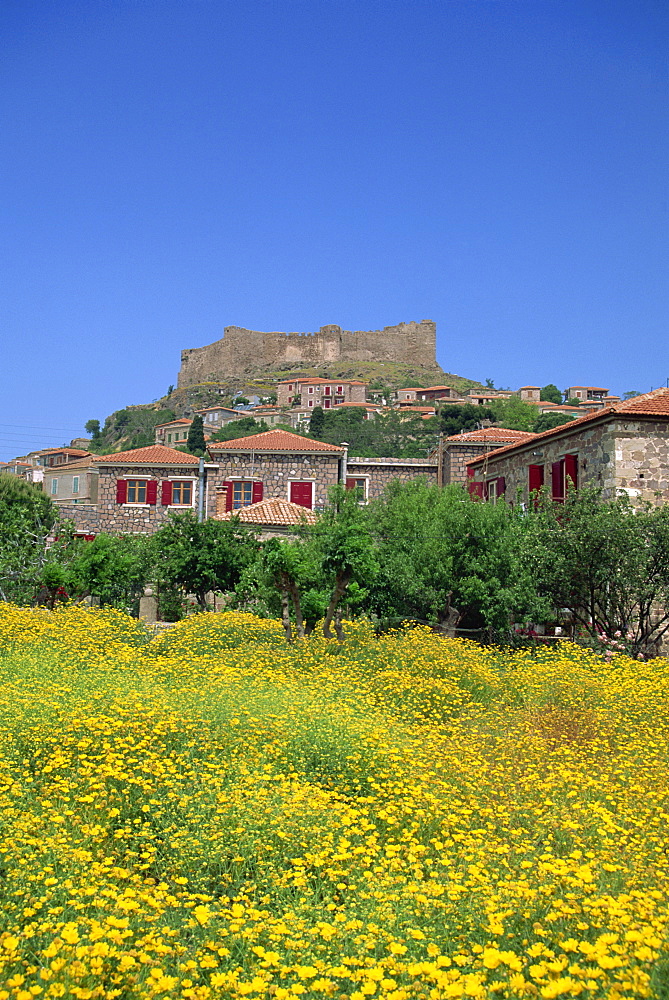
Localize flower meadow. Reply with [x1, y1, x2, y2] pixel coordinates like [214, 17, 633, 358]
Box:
[0, 606, 668, 1000]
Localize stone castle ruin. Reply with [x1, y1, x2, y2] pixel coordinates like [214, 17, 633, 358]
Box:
[177, 320, 437, 386]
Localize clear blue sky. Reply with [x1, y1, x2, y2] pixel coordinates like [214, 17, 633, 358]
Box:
[1, 0, 667, 460]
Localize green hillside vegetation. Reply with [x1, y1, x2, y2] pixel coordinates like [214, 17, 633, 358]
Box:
[87, 406, 176, 454]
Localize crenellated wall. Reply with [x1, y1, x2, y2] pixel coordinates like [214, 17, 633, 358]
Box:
[178, 320, 437, 385]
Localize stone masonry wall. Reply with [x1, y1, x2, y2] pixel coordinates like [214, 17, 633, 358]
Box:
[467, 417, 669, 504]
[178, 320, 437, 385]
[205, 452, 342, 511]
[443, 443, 503, 485]
[347, 457, 438, 500]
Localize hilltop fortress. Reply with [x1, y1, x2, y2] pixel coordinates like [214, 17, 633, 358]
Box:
[177, 320, 438, 386]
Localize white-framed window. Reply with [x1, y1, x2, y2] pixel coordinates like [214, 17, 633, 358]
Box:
[171, 481, 192, 505]
[337, 385, 343, 394]
[308, 386, 314, 394]
[50, 478, 58, 495]
[232, 481, 253, 509]
[345, 477, 369, 502]
[72, 476, 79, 494]
[487, 479, 498, 504]
[127, 480, 147, 503]
[308, 400, 314, 407]
[324, 386, 331, 395]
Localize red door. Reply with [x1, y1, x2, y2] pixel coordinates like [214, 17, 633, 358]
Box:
[290, 482, 313, 509]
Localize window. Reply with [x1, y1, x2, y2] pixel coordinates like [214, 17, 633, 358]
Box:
[308, 400, 314, 407]
[233, 482, 253, 509]
[308, 386, 314, 394]
[167, 433, 172, 443]
[72, 476, 79, 494]
[487, 479, 497, 504]
[127, 479, 147, 503]
[163, 480, 193, 506]
[337, 385, 343, 394]
[345, 477, 368, 501]
[50, 478, 58, 495]
[324, 386, 331, 395]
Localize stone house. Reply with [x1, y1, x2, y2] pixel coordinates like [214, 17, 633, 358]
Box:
[51, 445, 201, 536]
[394, 385, 465, 405]
[154, 418, 193, 447]
[345, 456, 438, 502]
[207, 430, 344, 513]
[438, 428, 538, 486]
[276, 378, 367, 410]
[465, 388, 669, 504]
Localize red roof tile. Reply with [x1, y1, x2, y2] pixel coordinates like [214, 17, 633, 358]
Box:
[95, 445, 200, 465]
[207, 430, 344, 453]
[216, 497, 318, 526]
[444, 428, 537, 443]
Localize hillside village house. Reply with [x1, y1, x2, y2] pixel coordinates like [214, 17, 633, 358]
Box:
[466, 388, 669, 504]
[276, 378, 367, 409]
[439, 427, 538, 485]
[154, 418, 193, 447]
[50, 445, 201, 536]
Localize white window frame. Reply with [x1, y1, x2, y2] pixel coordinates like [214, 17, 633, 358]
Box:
[50, 478, 58, 496]
[168, 478, 196, 507]
[347, 476, 369, 503]
[72, 476, 79, 495]
[487, 479, 498, 504]
[125, 479, 149, 505]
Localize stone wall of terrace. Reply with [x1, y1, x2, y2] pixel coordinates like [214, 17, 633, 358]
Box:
[347, 457, 438, 500]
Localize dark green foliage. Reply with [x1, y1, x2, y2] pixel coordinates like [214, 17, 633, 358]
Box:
[520, 488, 669, 656]
[533, 412, 575, 433]
[68, 534, 153, 611]
[490, 397, 537, 432]
[539, 384, 563, 404]
[439, 404, 496, 437]
[90, 407, 176, 453]
[313, 408, 439, 458]
[309, 406, 325, 438]
[153, 511, 259, 610]
[85, 419, 100, 439]
[210, 417, 268, 442]
[366, 481, 539, 634]
[0, 475, 60, 603]
[186, 414, 206, 456]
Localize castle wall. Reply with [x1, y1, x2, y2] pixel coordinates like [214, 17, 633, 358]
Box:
[178, 321, 437, 386]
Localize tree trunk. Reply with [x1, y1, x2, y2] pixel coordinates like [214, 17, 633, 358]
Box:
[279, 588, 293, 643]
[323, 571, 351, 639]
[286, 580, 305, 638]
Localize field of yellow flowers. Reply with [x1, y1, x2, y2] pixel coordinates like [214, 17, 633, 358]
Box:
[0, 604, 667, 1000]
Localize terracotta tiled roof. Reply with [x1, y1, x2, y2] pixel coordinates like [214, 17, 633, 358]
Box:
[444, 428, 537, 443]
[95, 445, 200, 465]
[216, 496, 318, 526]
[155, 418, 192, 428]
[207, 430, 344, 453]
[278, 377, 368, 386]
[34, 447, 91, 457]
[466, 388, 669, 468]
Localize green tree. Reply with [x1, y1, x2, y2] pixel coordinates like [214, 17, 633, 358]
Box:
[260, 538, 310, 641]
[520, 488, 669, 656]
[153, 511, 258, 610]
[210, 417, 268, 442]
[309, 486, 379, 639]
[68, 534, 153, 610]
[186, 414, 206, 456]
[366, 481, 538, 634]
[309, 405, 325, 439]
[490, 396, 537, 432]
[0, 475, 59, 603]
[439, 404, 496, 437]
[539, 384, 563, 404]
[85, 419, 101, 439]
[533, 412, 575, 433]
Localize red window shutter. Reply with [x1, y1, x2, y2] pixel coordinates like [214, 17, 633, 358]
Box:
[565, 454, 578, 490]
[146, 480, 158, 505]
[497, 476, 506, 495]
[528, 465, 544, 494]
[467, 480, 484, 499]
[290, 482, 313, 509]
[345, 478, 356, 490]
[223, 480, 233, 512]
[551, 460, 565, 502]
[252, 481, 263, 504]
[116, 479, 127, 504]
[161, 480, 173, 506]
